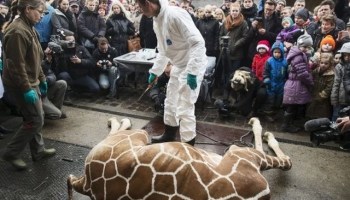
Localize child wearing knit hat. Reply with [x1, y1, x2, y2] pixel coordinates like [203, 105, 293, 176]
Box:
[320, 35, 336, 52]
[281, 33, 314, 133]
[310, 35, 336, 69]
[252, 40, 270, 81]
[276, 16, 302, 52]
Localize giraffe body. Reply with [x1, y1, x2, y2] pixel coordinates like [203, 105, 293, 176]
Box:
[68, 117, 291, 200]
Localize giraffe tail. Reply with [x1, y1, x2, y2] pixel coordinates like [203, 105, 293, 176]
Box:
[67, 174, 88, 199]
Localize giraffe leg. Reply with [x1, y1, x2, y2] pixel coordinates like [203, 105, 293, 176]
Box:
[108, 117, 121, 135]
[248, 117, 264, 153]
[119, 118, 132, 130]
[263, 132, 290, 160]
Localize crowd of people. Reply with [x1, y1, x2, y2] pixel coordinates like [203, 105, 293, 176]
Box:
[1, 0, 350, 170]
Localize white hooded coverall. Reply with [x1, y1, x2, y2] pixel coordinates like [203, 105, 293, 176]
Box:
[149, 0, 208, 142]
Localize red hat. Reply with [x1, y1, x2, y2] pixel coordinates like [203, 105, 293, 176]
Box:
[256, 40, 270, 52]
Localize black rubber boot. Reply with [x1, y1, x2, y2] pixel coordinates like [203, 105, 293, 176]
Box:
[151, 125, 178, 143]
[186, 138, 195, 146]
[280, 112, 300, 133]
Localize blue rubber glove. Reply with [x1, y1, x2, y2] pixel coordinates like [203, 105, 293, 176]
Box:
[39, 81, 48, 96]
[23, 89, 38, 104]
[187, 74, 197, 90]
[148, 73, 157, 84]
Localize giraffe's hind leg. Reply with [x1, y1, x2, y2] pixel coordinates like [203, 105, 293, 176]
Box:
[119, 118, 132, 130]
[108, 117, 121, 135]
[263, 131, 292, 170]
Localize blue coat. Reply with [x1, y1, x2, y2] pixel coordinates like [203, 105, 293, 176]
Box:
[263, 41, 288, 96]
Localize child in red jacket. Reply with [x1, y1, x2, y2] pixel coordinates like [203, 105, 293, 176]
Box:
[252, 40, 270, 81]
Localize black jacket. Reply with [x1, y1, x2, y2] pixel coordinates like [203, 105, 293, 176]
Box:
[196, 16, 220, 56]
[139, 15, 157, 49]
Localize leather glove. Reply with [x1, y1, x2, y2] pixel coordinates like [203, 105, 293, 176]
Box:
[148, 73, 157, 84]
[187, 74, 197, 90]
[23, 89, 38, 104]
[39, 81, 48, 96]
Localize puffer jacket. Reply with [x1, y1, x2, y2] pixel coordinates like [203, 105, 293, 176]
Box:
[331, 63, 348, 106]
[343, 61, 350, 103]
[263, 41, 288, 96]
[283, 46, 313, 105]
[2, 16, 45, 92]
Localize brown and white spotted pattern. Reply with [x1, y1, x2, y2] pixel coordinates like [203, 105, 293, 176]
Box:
[68, 117, 292, 200]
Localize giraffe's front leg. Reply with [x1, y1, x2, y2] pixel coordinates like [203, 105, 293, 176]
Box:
[248, 117, 264, 153]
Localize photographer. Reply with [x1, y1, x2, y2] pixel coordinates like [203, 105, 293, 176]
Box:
[53, 35, 100, 94]
[41, 47, 68, 119]
[92, 37, 119, 99]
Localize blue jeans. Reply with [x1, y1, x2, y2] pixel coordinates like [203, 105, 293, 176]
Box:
[58, 72, 100, 93]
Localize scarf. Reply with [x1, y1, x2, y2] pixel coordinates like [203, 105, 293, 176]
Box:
[224, 13, 244, 31]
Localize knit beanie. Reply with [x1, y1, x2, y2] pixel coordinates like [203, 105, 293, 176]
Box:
[320, 35, 336, 50]
[277, 0, 286, 6]
[295, 8, 309, 21]
[256, 40, 270, 51]
[297, 34, 313, 47]
[282, 17, 294, 27]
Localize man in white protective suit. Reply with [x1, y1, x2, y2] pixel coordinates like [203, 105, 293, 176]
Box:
[136, 0, 207, 145]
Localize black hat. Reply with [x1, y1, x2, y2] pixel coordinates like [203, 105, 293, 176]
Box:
[295, 8, 309, 21]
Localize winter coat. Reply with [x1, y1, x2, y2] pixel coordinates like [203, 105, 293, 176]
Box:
[92, 46, 118, 74]
[196, 16, 220, 56]
[312, 28, 350, 52]
[139, 15, 157, 49]
[263, 42, 288, 96]
[343, 61, 350, 103]
[53, 45, 94, 79]
[2, 16, 45, 92]
[276, 25, 301, 44]
[331, 63, 348, 106]
[252, 52, 269, 81]
[149, 0, 207, 77]
[220, 19, 249, 61]
[106, 13, 135, 56]
[77, 8, 106, 43]
[35, 3, 54, 43]
[241, 4, 258, 28]
[246, 12, 283, 62]
[51, 8, 77, 36]
[306, 68, 334, 119]
[283, 46, 314, 105]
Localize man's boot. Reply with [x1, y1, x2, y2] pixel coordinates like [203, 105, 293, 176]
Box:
[280, 111, 300, 133]
[151, 125, 178, 143]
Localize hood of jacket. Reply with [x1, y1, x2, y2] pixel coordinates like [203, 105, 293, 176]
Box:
[271, 41, 285, 60]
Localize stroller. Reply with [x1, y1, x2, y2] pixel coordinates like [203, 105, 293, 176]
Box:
[197, 56, 216, 109]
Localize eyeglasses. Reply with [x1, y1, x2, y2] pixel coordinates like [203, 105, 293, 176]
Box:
[70, 5, 79, 8]
[34, 8, 48, 16]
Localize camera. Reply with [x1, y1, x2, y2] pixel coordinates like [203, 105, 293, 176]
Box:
[99, 60, 109, 70]
[305, 106, 350, 146]
[254, 16, 263, 22]
[220, 36, 230, 48]
[48, 29, 76, 55]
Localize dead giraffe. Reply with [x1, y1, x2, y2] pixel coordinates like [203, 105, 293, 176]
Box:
[68, 117, 292, 200]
